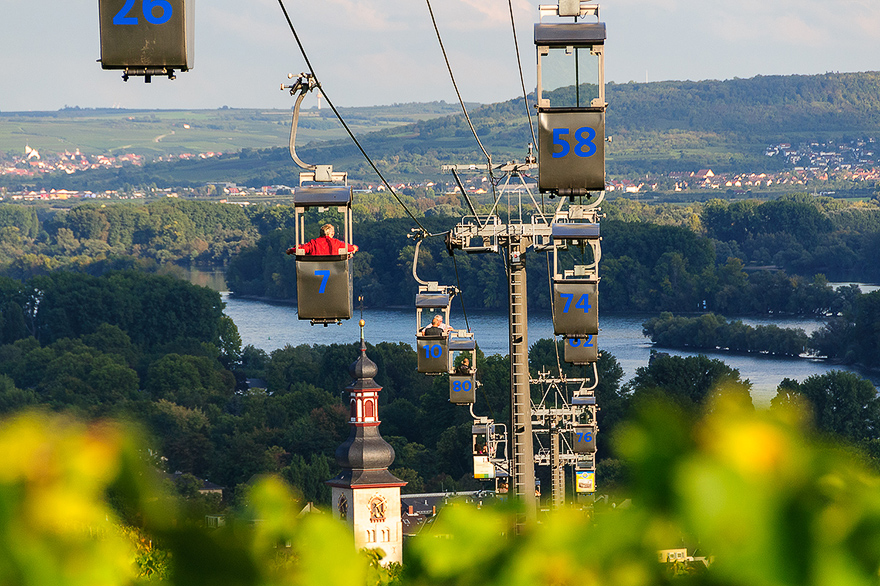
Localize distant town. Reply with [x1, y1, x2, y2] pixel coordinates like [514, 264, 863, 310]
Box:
[2, 137, 878, 201]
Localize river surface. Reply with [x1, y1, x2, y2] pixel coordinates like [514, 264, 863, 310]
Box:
[180, 269, 880, 407]
[218, 293, 879, 407]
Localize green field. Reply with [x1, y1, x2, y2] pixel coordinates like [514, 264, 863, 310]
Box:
[0, 103, 465, 158]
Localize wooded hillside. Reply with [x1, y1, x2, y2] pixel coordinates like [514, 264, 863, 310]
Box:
[5, 71, 880, 190]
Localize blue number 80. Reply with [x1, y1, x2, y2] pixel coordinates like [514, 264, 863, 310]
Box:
[452, 380, 472, 393]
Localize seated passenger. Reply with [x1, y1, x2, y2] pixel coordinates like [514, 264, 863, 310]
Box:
[455, 357, 473, 376]
[286, 223, 357, 256]
[420, 314, 450, 336]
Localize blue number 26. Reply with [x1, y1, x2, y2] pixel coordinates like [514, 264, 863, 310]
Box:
[114, 0, 173, 25]
[551, 126, 597, 159]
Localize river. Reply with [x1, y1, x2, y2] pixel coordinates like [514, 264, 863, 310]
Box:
[217, 292, 879, 407]
[180, 269, 880, 406]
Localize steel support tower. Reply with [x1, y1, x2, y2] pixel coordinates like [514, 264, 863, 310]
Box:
[531, 369, 600, 509]
[440, 0, 608, 517]
[506, 235, 537, 518]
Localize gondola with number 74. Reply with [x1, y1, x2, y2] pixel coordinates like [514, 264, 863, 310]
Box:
[550, 221, 600, 338]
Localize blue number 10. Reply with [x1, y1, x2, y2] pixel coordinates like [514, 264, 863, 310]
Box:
[114, 0, 173, 25]
[424, 344, 442, 359]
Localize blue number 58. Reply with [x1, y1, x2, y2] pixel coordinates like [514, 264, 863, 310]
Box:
[550, 126, 597, 159]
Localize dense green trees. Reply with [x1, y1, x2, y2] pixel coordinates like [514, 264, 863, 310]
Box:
[26, 270, 225, 349]
[643, 312, 809, 357]
[0, 199, 259, 273]
[703, 195, 880, 281]
[810, 290, 880, 368]
[0, 192, 876, 318]
[225, 210, 866, 316]
[771, 371, 880, 444]
[625, 351, 752, 411]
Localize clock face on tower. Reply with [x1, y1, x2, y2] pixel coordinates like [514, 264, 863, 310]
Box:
[369, 495, 387, 522]
[337, 494, 348, 520]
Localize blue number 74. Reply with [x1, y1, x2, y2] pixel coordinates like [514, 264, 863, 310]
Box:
[315, 270, 330, 293]
[560, 293, 591, 313]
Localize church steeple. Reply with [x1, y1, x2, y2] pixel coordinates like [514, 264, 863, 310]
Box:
[327, 320, 405, 565]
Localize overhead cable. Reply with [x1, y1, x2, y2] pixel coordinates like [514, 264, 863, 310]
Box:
[276, 0, 431, 234]
[507, 0, 538, 150]
[546, 252, 564, 377]
[451, 168, 479, 218]
[424, 0, 500, 215]
[451, 252, 471, 334]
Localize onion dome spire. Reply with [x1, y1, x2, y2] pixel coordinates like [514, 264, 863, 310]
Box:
[327, 320, 406, 488]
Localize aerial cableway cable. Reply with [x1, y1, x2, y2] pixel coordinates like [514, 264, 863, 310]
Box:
[546, 252, 564, 377]
[276, 0, 438, 235]
[451, 168, 479, 218]
[451, 251, 471, 334]
[424, 0, 500, 225]
[507, 0, 538, 152]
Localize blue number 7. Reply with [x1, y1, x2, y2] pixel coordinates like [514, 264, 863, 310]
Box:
[315, 270, 330, 293]
[560, 292, 573, 313]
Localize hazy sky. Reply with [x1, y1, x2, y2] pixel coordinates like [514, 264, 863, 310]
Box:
[1, 0, 879, 111]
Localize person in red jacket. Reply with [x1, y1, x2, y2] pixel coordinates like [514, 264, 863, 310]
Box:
[286, 223, 358, 256]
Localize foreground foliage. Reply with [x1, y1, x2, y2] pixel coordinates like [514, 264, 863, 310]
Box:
[7, 391, 880, 585]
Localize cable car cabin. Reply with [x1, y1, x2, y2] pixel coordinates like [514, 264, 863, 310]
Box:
[564, 335, 598, 364]
[571, 424, 597, 454]
[415, 290, 454, 374]
[471, 421, 508, 481]
[472, 423, 496, 480]
[553, 280, 598, 336]
[551, 222, 600, 336]
[417, 333, 448, 374]
[449, 336, 477, 404]
[534, 3, 606, 196]
[292, 186, 355, 325]
[98, 0, 194, 81]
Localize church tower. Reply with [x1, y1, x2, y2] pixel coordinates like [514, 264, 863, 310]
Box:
[327, 322, 406, 565]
